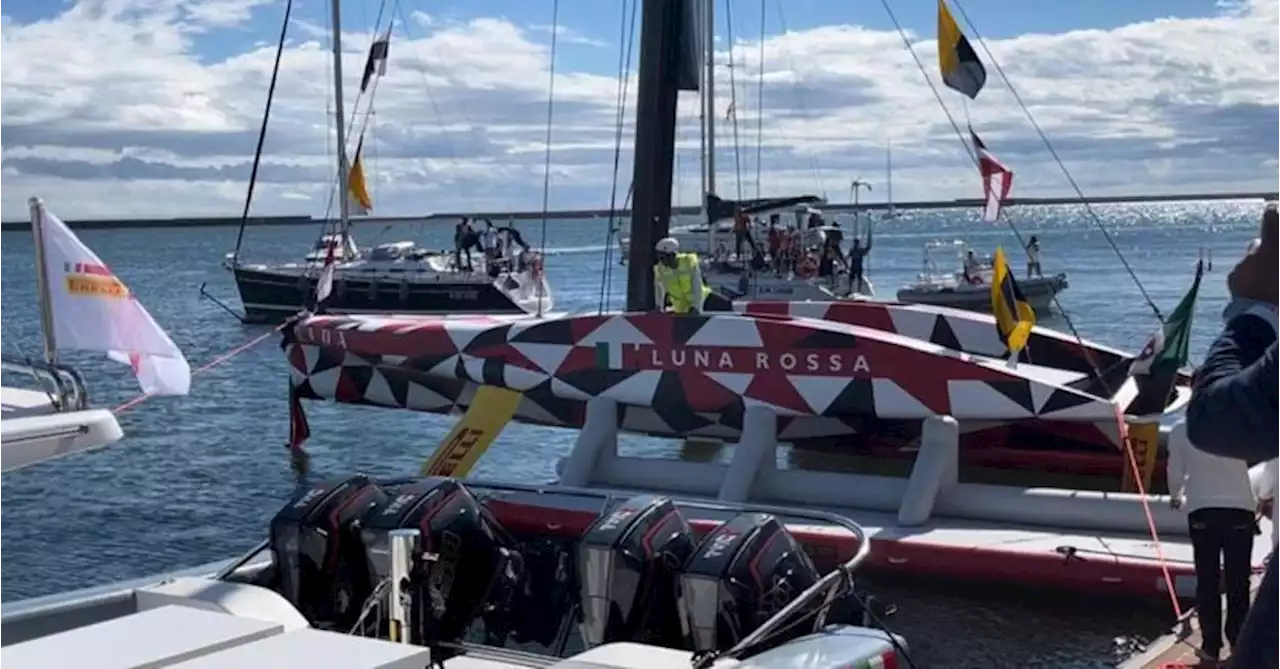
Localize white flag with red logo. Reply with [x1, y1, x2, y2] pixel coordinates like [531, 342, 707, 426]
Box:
[34, 199, 191, 396]
[970, 127, 1013, 222]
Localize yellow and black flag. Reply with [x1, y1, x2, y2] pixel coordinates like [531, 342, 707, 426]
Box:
[991, 246, 1034, 357]
[937, 0, 987, 100]
[348, 136, 373, 216]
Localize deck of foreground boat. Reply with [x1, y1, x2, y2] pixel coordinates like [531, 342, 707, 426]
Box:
[1119, 573, 1263, 669]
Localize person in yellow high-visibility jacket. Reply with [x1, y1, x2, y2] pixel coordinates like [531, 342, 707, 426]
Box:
[653, 237, 733, 314]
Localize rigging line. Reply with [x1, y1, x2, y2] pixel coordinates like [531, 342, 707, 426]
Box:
[950, 0, 1163, 322]
[724, 0, 745, 201]
[111, 322, 290, 415]
[875, 0, 1112, 393]
[606, 3, 639, 312]
[597, 0, 638, 314]
[769, 0, 828, 199]
[755, 0, 766, 200]
[232, 0, 295, 266]
[391, 2, 485, 213]
[535, 0, 562, 319]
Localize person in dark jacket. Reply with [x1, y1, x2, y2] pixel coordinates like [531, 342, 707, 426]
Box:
[1185, 204, 1277, 669]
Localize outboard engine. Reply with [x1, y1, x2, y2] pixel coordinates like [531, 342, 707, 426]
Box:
[358, 478, 522, 651]
[577, 494, 696, 649]
[269, 475, 387, 630]
[678, 513, 820, 654]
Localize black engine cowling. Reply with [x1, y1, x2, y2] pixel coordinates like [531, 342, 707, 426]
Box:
[269, 475, 387, 631]
[359, 478, 522, 649]
[576, 494, 696, 648]
[678, 512, 820, 653]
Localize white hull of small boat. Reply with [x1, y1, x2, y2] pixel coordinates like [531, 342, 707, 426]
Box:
[897, 273, 1067, 313]
[1, 386, 124, 473]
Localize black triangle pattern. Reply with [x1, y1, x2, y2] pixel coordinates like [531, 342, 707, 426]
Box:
[826, 379, 876, 415]
[673, 315, 713, 346]
[310, 347, 346, 375]
[1038, 387, 1095, 416]
[558, 369, 642, 397]
[342, 364, 375, 398]
[376, 367, 413, 407]
[795, 326, 861, 350]
[510, 317, 575, 344]
[652, 371, 717, 433]
[984, 380, 1035, 413]
[929, 315, 962, 351]
[463, 324, 513, 354]
[523, 379, 579, 425]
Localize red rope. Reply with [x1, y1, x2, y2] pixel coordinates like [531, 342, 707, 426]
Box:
[1114, 403, 1184, 619]
[112, 323, 287, 415]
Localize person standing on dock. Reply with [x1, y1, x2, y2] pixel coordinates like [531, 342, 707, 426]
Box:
[1167, 431, 1259, 663]
[1184, 203, 1277, 669]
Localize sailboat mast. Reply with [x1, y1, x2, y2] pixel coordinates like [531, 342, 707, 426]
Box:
[702, 0, 717, 254]
[329, 0, 353, 242]
[704, 0, 716, 199]
[27, 198, 58, 364]
[624, 0, 686, 311]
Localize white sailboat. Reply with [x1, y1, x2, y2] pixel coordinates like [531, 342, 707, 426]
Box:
[1, 198, 190, 472]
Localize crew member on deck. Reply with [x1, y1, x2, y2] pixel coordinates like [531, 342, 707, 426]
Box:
[732, 209, 757, 260]
[1026, 235, 1043, 278]
[1167, 430, 1259, 663]
[453, 217, 475, 272]
[848, 235, 873, 294]
[653, 237, 732, 314]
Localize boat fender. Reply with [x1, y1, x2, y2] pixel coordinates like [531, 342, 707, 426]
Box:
[398, 279, 410, 301]
[367, 279, 378, 300]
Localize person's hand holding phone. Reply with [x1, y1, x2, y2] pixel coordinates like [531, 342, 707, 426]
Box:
[1227, 204, 1278, 304]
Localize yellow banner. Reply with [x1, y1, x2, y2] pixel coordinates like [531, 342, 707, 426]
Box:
[420, 385, 523, 477]
[1121, 419, 1161, 493]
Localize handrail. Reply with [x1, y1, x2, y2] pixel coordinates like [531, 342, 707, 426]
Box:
[1, 356, 91, 411]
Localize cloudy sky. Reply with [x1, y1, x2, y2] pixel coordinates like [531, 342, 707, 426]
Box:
[2, 0, 1277, 220]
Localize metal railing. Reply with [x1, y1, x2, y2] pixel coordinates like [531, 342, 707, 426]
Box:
[1, 356, 91, 412]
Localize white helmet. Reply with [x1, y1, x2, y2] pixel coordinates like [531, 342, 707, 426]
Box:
[654, 237, 679, 255]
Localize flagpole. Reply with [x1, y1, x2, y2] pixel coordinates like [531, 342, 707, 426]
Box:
[329, 0, 353, 248]
[27, 197, 58, 365]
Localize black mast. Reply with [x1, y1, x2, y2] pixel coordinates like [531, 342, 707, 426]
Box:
[625, 0, 702, 311]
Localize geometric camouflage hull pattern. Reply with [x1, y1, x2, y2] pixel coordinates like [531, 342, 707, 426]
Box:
[286, 301, 1167, 444]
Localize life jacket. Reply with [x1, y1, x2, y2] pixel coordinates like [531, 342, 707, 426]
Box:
[653, 252, 710, 313]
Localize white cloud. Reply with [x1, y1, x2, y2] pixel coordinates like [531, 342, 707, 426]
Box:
[1, 0, 1277, 220]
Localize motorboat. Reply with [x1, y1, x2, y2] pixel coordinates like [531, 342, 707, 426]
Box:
[896, 240, 1067, 313]
[1, 357, 122, 473]
[1, 476, 909, 669]
[226, 233, 554, 325]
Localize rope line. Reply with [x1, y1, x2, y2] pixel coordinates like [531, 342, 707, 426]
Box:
[597, 0, 639, 314]
[534, 0, 562, 318]
[111, 323, 288, 415]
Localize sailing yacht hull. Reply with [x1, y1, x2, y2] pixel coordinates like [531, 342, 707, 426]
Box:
[231, 265, 551, 324]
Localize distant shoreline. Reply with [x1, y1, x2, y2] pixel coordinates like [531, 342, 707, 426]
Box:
[2, 191, 1273, 231]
